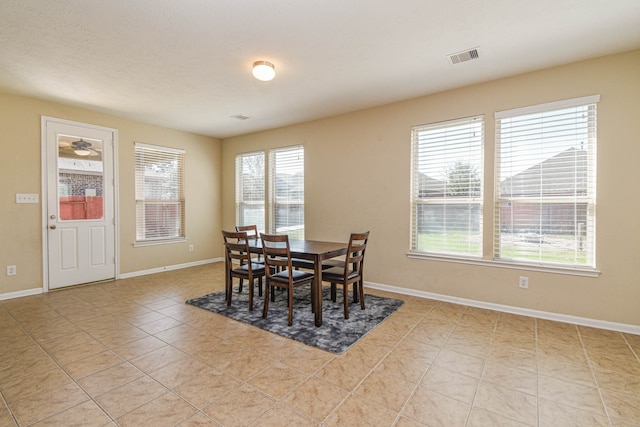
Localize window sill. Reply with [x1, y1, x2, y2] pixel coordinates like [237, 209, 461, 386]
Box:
[134, 238, 187, 247]
[406, 251, 600, 277]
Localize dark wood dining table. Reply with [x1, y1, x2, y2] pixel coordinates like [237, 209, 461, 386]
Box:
[238, 237, 348, 327]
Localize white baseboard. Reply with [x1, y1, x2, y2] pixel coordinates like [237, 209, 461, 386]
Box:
[118, 258, 221, 279]
[6, 266, 635, 335]
[0, 259, 222, 302]
[365, 281, 640, 335]
[0, 287, 42, 301]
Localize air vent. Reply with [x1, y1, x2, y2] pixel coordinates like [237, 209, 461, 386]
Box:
[230, 114, 250, 120]
[447, 48, 479, 65]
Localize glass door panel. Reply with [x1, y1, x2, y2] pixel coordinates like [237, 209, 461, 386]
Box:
[57, 135, 104, 221]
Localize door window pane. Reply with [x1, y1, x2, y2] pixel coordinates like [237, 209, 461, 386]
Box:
[57, 135, 104, 221]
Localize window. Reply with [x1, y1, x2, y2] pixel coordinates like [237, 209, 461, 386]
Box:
[494, 95, 598, 268]
[269, 146, 304, 238]
[135, 143, 185, 243]
[235, 146, 305, 238]
[235, 151, 265, 232]
[410, 116, 484, 257]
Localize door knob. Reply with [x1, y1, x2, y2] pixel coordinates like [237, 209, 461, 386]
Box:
[49, 225, 57, 229]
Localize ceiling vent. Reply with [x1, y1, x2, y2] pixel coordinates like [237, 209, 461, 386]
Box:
[230, 113, 250, 120]
[447, 48, 479, 65]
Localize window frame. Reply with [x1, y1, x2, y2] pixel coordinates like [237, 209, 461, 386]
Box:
[407, 96, 601, 277]
[409, 115, 485, 259]
[234, 146, 305, 239]
[493, 95, 599, 271]
[134, 142, 186, 246]
[235, 151, 266, 233]
[268, 145, 305, 239]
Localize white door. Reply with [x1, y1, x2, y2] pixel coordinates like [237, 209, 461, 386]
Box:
[43, 117, 116, 289]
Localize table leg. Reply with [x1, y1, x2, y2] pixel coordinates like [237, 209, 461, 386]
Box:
[314, 255, 322, 326]
[224, 258, 231, 305]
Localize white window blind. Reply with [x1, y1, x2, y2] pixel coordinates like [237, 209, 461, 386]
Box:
[235, 151, 265, 232]
[494, 95, 598, 268]
[410, 116, 484, 257]
[269, 146, 304, 238]
[134, 143, 185, 242]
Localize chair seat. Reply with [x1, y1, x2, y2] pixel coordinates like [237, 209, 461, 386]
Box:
[271, 269, 314, 284]
[232, 263, 265, 276]
[322, 267, 359, 282]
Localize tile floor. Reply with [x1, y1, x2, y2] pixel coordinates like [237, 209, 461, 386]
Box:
[1, 263, 639, 426]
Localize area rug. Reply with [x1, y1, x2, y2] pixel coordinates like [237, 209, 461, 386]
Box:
[186, 285, 404, 354]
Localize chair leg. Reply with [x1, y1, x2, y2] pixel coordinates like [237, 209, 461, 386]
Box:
[330, 283, 337, 302]
[248, 277, 254, 311]
[359, 280, 365, 310]
[343, 282, 349, 319]
[226, 276, 232, 306]
[238, 278, 243, 293]
[353, 282, 358, 303]
[262, 282, 270, 318]
[288, 286, 294, 326]
[258, 277, 263, 297]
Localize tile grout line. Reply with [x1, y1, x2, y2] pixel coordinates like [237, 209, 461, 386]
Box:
[388, 303, 460, 426]
[5, 296, 189, 426]
[465, 310, 500, 427]
[60, 288, 220, 425]
[576, 327, 614, 427]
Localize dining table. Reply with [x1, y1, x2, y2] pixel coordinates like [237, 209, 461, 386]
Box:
[239, 237, 348, 327]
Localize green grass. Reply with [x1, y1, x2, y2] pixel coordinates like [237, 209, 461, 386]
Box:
[499, 246, 587, 264]
[417, 232, 588, 265]
[417, 233, 481, 256]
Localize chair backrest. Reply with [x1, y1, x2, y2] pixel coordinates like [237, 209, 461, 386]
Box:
[235, 224, 258, 238]
[222, 230, 252, 269]
[346, 231, 369, 273]
[260, 233, 293, 274]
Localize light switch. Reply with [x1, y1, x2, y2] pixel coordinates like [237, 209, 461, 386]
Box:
[16, 193, 39, 203]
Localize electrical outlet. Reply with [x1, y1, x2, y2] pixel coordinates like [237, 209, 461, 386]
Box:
[6, 265, 16, 276]
[188, 244, 194, 252]
[518, 276, 529, 289]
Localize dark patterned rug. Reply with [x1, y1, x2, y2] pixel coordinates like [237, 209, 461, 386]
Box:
[186, 285, 404, 354]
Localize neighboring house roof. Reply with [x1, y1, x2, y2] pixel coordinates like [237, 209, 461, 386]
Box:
[416, 147, 587, 198]
[275, 173, 304, 201]
[500, 147, 587, 196]
[417, 173, 445, 197]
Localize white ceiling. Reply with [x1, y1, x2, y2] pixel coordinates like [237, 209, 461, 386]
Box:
[2, 1, 640, 139]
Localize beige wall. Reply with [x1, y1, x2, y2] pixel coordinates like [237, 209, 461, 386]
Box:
[0, 93, 222, 295]
[222, 49, 640, 326]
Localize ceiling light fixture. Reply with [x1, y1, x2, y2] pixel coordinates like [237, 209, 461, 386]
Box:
[252, 60, 276, 81]
[74, 148, 91, 156]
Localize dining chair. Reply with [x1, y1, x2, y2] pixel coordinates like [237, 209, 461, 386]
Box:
[222, 230, 265, 311]
[235, 224, 261, 293]
[321, 231, 369, 319]
[260, 233, 315, 326]
[235, 224, 259, 239]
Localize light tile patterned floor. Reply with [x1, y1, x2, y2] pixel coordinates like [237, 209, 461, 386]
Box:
[0, 263, 639, 426]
